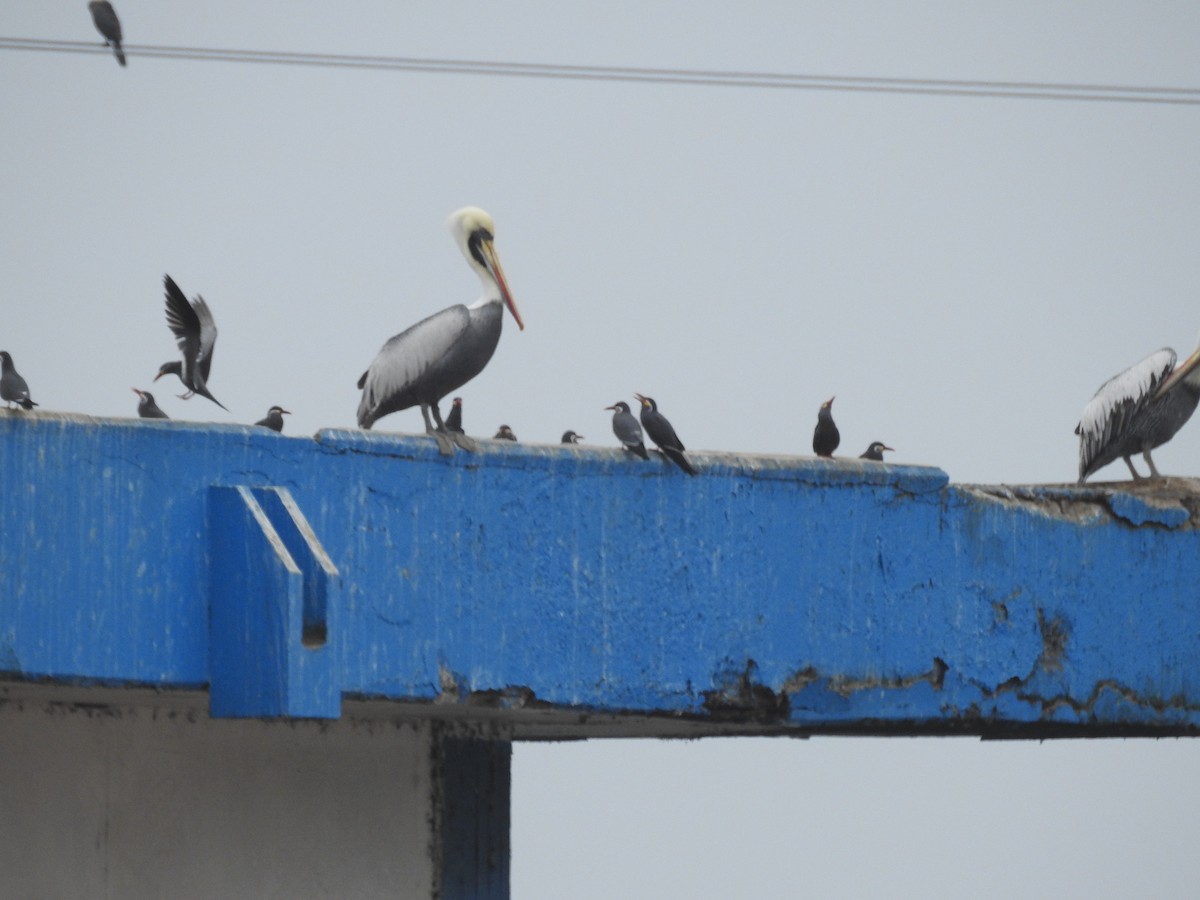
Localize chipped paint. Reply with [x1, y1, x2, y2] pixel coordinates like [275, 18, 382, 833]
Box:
[1, 412, 1199, 737]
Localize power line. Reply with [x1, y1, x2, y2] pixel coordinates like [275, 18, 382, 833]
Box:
[3, 36, 1199, 105]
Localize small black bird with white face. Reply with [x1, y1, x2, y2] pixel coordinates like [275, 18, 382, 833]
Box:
[859, 441, 894, 462]
[0, 352, 37, 410]
[445, 397, 465, 434]
[561, 430, 584, 444]
[813, 397, 840, 458]
[88, 1, 126, 67]
[494, 425, 517, 441]
[255, 406, 291, 432]
[606, 401, 649, 460]
[634, 393, 697, 475]
[132, 388, 168, 419]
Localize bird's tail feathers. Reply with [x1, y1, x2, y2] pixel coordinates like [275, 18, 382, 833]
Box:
[663, 446, 697, 475]
[114, 44, 126, 66]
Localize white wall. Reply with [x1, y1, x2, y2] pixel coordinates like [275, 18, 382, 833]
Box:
[0, 688, 436, 899]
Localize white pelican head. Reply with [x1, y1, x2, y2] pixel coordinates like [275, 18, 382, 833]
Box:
[447, 206, 524, 331]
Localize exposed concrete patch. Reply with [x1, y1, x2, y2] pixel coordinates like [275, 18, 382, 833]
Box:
[962, 478, 1200, 529]
[702, 659, 790, 723]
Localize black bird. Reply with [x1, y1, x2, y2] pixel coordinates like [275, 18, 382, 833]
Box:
[155, 275, 229, 412]
[1076, 336, 1200, 483]
[0, 352, 37, 410]
[561, 430, 584, 444]
[445, 397, 465, 434]
[88, 1, 126, 67]
[607, 401, 649, 460]
[132, 387, 168, 419]
[859, 441, 894, 461]
[356, 207, 524, 455]
[813, 397, 840, 458]
[494, 425, 517, 441]
[255, 405, 290, 432]
[634, 393, 697, 475]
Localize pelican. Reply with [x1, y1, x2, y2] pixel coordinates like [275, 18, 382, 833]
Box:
[154, 274, 228, 412]
[1075, 335, 1200, 483]
[356, 207, 523, 454]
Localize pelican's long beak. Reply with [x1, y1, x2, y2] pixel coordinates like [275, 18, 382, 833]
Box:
[482, 239, 524, 331]
[1154, 343, 1200, 399]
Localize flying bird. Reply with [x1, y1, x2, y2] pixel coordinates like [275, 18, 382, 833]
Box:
[255, 405, 290, 432]
[859, 441, 894, 461]
[1076, 336, 1200, 483]
[494, 425, 517, 441]
[813, 397, 840, 458]
[356, 207, 524, 455]
[0, 352, 37, 410]
[606, 401, 648, 460]
[88, 2, 126, 67]
[634, 393, 697, 475]
[445, 397, 465, 434]
[561, 430, 584, 444]
[155, 275, 229, 412]
[132, 388, 168, 419]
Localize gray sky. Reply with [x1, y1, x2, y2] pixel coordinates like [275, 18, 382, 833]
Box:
[5, 3, 1200, 896]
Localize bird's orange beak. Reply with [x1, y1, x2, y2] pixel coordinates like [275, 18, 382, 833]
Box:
[482, 239, 523, 331]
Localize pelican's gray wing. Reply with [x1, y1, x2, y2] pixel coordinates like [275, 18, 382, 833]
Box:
[357, 305, 472, 427]
[1076, 347, 1176, 476]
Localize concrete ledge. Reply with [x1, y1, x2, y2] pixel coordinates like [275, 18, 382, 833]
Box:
[2, 411, 1198, 736]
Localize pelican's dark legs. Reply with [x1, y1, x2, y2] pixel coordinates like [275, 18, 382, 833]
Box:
[419, 402, 455, 456]
[1142, 449, 1163, 478]
[428, 400, 477, 452]
[1122, 455, 1144, 480]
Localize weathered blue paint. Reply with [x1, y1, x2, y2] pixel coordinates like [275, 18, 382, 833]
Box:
[208, 486, 339, 717]
[1, 412, 1198, 735]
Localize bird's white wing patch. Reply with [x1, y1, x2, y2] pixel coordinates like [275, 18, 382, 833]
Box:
[192, 296, 219, 359]
[1077, 347, 1176, 470]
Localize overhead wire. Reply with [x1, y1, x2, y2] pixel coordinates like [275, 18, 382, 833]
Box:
[2, 36, 1199, 105]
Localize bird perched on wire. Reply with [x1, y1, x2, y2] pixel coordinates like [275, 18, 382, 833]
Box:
[859, 441, 894, 461]
[132, 388, 168, 419]
[0, 352, 37, 410]
[155, 275, 229, 412]
[445, 397, 465, 434]
[561, 430, 584, 444]
[494, 425, 517, 441]
[88, 2, 126, 67]
[1075, 335, 1200, 483]
[607, 401, 648, 460]
[356, 207, 523, 455]
[255, 406, 290, 432]
[813, 397, 840, 458]
[634, 393, 697, 475]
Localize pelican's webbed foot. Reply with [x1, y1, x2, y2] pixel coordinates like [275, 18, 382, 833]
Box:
[451, 432, 477, 453]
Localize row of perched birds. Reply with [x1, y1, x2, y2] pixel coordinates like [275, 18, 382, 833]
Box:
[71, 4, 1200, 482]
[4, 199, 1198, 481]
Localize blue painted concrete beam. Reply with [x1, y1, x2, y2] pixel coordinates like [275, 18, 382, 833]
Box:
[2, 412, 1198, 736]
